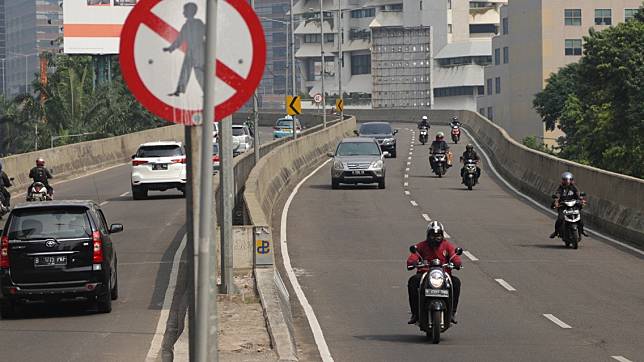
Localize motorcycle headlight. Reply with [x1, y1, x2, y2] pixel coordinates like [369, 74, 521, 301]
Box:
[333, 160, 344, 170]
[370, 160, 384, 169]
[429, 270, 444, 288]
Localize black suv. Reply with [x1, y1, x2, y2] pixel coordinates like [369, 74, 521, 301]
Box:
[354, 122, 398, 158]
[0, 200, 123, 318]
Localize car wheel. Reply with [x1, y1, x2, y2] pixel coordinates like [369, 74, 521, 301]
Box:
[0, 300, 17, 319]
[391, 148, 397, 158]
[111, 261, 119, 301]
[331, 179, 340, 189]
[378, 178, 386, 189]
[97, 278, 113, 313]
[132, 185, 147, 200]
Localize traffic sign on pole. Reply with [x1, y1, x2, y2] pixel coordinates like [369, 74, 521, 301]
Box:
[286, 96, 301, 116]
[120, 0, 266, 125]
[335, 98, 344, 113]
[313, 93, 323, 104]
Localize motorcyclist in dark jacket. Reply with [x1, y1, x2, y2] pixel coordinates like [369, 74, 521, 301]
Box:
[28, 158, 53, 196]
[550, 172, 587, 238]
[0, 162, 12, 207]
[429, 132, 452, 169]
[460, 144, 481, 180]
[449, 116, 462, 128]
[418, 115, 430, 130]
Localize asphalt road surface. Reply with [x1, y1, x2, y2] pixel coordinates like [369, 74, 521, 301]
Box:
[282, 124, 644, 362]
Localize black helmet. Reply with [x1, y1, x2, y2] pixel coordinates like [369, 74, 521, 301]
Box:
[426, 221, 445, 247]
[466, 144, 474, 151]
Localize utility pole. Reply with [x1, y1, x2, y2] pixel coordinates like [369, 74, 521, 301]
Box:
[290, 0, 297, 136]
[319, 0, 327, 128]
[197, 0, 218, 359]
[252, 2, 261, 163]
[337, 0, 343, 120]
[219, 112, 235, 296]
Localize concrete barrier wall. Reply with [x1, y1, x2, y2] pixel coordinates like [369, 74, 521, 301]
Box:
[1, 125, 184, 189]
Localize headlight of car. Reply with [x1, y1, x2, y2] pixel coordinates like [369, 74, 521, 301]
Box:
[370, 160, 384, 169]
[333, 160, 344, 170]
[429, 270, 444, 288]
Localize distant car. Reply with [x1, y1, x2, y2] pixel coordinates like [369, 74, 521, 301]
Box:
[131, 141, 186, 200]
[212, 142, 220, 172]
[355, 122, 398, 158]
[328, 137, 387, 189]
[232, 125, 254, 153]
[0, 200, 123, 318]
[273, 117, 302, 139]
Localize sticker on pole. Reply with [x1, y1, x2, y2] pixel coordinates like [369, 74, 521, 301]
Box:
[120, 0, 266, 125]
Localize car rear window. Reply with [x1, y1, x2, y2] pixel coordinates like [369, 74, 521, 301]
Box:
[212, 144, 219, 154]
[232, 127, 245, 136]
[359, 123, 392, 135]
[136, 145, 183, 158]
[276, 119, 297, 128]
[336, 142, 381, 156]
[7, 208, 92, 240]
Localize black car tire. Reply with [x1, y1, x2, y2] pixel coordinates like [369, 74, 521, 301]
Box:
[132, 185, 147, 200]
[111, 261, 119, 301]
[0, 300, 17, 319]
[97, 278, 113, 313]
[378, 178, 386, 189]
[391, 148, 397, 158]
[331, 179, 340, 189]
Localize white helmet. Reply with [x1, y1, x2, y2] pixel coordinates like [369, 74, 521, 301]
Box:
[422, 116, 428, 121]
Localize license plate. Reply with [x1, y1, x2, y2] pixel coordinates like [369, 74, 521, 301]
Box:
[34, 255, 67, 267]
[352, 170, 365, 175]
[425, 289, 449, 297]
[152, 164, 168, 170]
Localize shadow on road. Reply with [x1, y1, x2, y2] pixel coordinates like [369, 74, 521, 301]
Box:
[353, 334, 431, 344]
[518, 243, 567, 249]
[308, 184, 379, 191]
[6, 300, 98, 320]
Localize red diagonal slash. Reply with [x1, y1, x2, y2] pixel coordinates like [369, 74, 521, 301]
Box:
[141, 12, 246, 91]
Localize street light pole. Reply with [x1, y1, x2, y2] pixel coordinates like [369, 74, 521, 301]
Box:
[337, 0, 343, 120]
[319, 0, 327, 128]
[290, 0, 296, 101]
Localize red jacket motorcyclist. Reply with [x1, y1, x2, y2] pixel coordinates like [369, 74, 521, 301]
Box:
[407, 238, 462, 275]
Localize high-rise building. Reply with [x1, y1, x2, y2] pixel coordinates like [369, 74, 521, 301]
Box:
[477, 0, 641, 143]
[1, 0, 62, 97]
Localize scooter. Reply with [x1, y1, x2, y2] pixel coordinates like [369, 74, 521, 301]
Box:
[419, 127, 429, 145]
[451, 125, 461, 144]
[430, 151, 448, 178]
[26, 182, 53, 202]
[552, 193, 586, 249]
[409, 245, 463, 344]
[462, 159, 478, 190]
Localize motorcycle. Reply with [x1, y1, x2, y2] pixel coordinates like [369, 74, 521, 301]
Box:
[419, 127, 429, 145]
[26, 182, 53, 202]
[430, 151, 448, 178]
[552, 193, 586, 249]
[451, 125, 461, 144]
[409, 245, 463, 344]
[462, 159, 478, 190]
[0, 177, 13, 219]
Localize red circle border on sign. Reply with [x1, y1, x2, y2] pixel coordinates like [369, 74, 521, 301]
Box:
[119, 0, 266, 125]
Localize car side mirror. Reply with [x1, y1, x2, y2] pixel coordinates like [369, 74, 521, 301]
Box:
[551, 194, 558, 199]
[409, 245, 418, 253]
[326, 152, 335, 158]
[393, 129, 399, 135]
[353, 130, 359, 136]
[455, 247, 463, 255]
[131, 154, 136, 159]
[109, 224, 124, 234]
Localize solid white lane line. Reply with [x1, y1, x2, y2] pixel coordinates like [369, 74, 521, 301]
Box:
[410, 200, 418, 206]
[404, 190, 411, 196]
[421, 214, 431, 222]
[145, 236, 187, 361]
[404, 182, 409, 187]
[611, 356, 633, 362]
[120, 191, 130, 197]
[281, 159, 334, 362]
[495, 279, 516, 291]
[461, 128, 644, 257]
[543, 314, 572, 329]
[463, 250, 479, 261]
[99, 201, 109, 206]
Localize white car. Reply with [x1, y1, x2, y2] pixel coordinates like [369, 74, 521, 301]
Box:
[131, 141, 186, 199]
[232, 124, 254, 153]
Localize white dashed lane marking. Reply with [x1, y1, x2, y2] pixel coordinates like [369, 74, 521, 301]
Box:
[422, 214, 431, 222]
[404, 182, 409, 187]
[611, 356, 633, 362]
[495, 279, 516, 292]
[404, 191, 410, 196]
[410, 200, 418, 207]
[543, 314, 572, 329]
[463, 250, 479, 261]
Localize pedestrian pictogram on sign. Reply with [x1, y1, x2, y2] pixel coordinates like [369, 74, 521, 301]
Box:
[313, 93, 323, 104]
[286, 96, 301, 116]
[335, 98, 344, 112]
[119, 0, 266, 125]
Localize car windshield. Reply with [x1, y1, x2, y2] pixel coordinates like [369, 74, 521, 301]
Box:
[277, 119, 297, 128]
[7, 208, 92, 240]
[336, 142, 381, 156]
[137, 145, 183, 158]
[232, 127, 245, 136]
[359, 123, 392, 135]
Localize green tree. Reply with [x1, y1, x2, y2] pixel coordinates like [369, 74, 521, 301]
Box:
[533, 63, 580, 131]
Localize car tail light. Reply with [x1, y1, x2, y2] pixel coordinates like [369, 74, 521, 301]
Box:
[171, 158, 186, 164]
[132, 159, 148, 166]
[212, 155, 220, 162]
[273, 126, 279, 130]
[1, 235, 10, 269]
[92, 231, 104, 263]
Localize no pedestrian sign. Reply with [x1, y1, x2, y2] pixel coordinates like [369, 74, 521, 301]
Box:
[120, 0, 266, 125]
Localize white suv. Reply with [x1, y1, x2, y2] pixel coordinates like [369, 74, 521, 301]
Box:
[131, 141, 186, 199]
[232, 124, 254, 153]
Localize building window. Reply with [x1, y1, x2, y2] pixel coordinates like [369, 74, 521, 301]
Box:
[351, 54, 371, 75]
[433, 86, 476, 97]
[625, 9, 638, 22]
[494, 48, 500, 65]
[495, 77, 501, 94]
[479, 108, 485, 116]
[565, 39, 582, 56]
[503, 46, 509, 64]
[350, 8, 375, 18]
[502, 17, 508, 34]
[594, 9, 612, 25]
[487, 107, 493, 120]
[303, 34, 334, 43]
[470, 24, 498, 34]
[564, 9, 582, 26]
[486, 78, 492, 95]
[448, 24, 453, 34]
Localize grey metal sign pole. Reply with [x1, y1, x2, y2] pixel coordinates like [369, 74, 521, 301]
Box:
[219, 112, 235, 296]
[319, 0, 326, 128]
[337, 0, 343, 121]
[197, 0, 218, 359]
[290, 0, 296, 103]
[251, 0, 260, 163]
